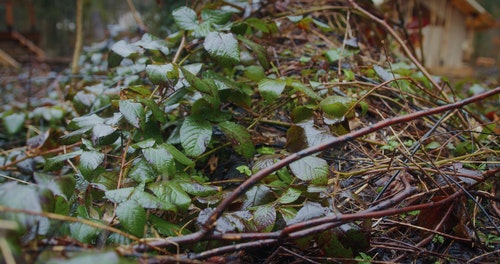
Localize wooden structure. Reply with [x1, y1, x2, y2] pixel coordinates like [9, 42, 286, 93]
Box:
[0, 0, 45, 67]
[384, 0, 494, 76]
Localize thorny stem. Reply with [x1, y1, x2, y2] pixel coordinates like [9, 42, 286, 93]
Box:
[136, 87, 499, 251]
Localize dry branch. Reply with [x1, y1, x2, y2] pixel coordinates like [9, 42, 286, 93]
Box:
[136, 87, 500, 252]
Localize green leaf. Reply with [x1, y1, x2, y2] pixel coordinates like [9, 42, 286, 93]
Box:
[162, 143, 194, 166]
[143, 146, 175, 178]
[320, 95, 356, 118]
[150, 215, 188, 237]
[258, 78, 286, 103]
[149, 182, 191, 211]
[79, 151, 104, 179]
[204, 32, 240, 65]
[253, 205, 276, 232]
[68, 114, 104, 129]
[119, 100, 144, 128]
[289, 156, 328, 185]
[146, 64, 176, 85]
[3, 113, 25, 134]
[218, 121, 255, 158]
[34, 172, 76, 200]
[44, 150, 83, 172]
[0, 183, 45, 228]
[201, 9, 234, 25]
[425, 141, 441, 150]
[180, 116, 212, 157]
[289, 201, 329, 224]
[138, 98, 167, 123]
[278, 187, 302, 204]
[237, 36, 270, 69]
[172, 6, 199, 31]
[116, 200, 146, 237]
[129, 158, 156, 183]
[69, 222, 100, 244]
[105, 186, 176, 211]
[92, 124, 118, 145]
[179, 181, 219, 196]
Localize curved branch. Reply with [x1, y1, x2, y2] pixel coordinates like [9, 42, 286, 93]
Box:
[136, 87, 499, 251]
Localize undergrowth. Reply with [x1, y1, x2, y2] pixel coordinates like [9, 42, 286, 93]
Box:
[0, 0, 499, 263]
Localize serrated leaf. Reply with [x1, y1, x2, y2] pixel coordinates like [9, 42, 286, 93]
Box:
[150, 215, 189, 237]
[173, 6, 199, 31]
[105, 187, 176, 211]
[44, 150, 83, 172]
[3, 113, 25, 134]
[242, 185, 273, 209]
[116, 200, 146, 237]
[0, 183, 44, 228]
[289, 156, 328, 185]
[237, 36, 270, 69]
[288, 201, 329, 224]
[218, 121, 255, 158]
[111, 40, 141, 58]
[119, 100, 144, 128]
[253, 205, 276, 232]
[92, 124, 118, 145]
[162, 143, 194, 166]
[201, 9, 234, 24]
[180, 116, 212, 157]
[290, 81, 320, 100]
[149, 182, 191, 211]
[258, 78, 286, 103]
[129, 158, 156, 183]
[138, 98, 167, 123]
[204, 32, 240, 65]
[69, 222, 100, 243]
[68, 114, 104, 129]
[79, 150, 104, 179]
[179, 181, 219, 196]
[278, 187, 302, 204]
[146, 64, 176, 85]
[143, 146, 175, 178]
[34, 172, 76, 200]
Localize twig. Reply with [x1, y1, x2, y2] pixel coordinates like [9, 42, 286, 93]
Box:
[347, 0, 448, 101]
[136, 88, 499, 251]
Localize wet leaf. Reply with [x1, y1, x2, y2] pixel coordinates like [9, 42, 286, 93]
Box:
[201, 9, 234, 25]
[172, 6, 199, 31]
[146, 64, 176, 85]
[218, 121, 255, 158]
[129, 158, 156, 183]
[0, 183, 45, 228]
[149, 182, 191, 211]
[258, 78, 286, 103]
[116, 200, 146, 237]
[105, 186, 176, 211]
[278, 187, 302, 204]
[253, 205, 276, 232]
[289, 156, 328, 185]
[44, 150, 83, 172]
[180, 116, 212, 157]
[289, 201, 329, 224]
[204, 32, 240, 65]
[143, 145, 175, 177]
[34, 173, 75, 200]
[3, 113, 25, 134]
[320, 95, 356, 118]
[79, 150, 104, 179]
[179, 181, 219, 196]
[162, 143, 194, 166]
[119, 100, 144, 128]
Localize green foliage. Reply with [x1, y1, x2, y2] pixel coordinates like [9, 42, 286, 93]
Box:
[0, 0, 497, 262]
